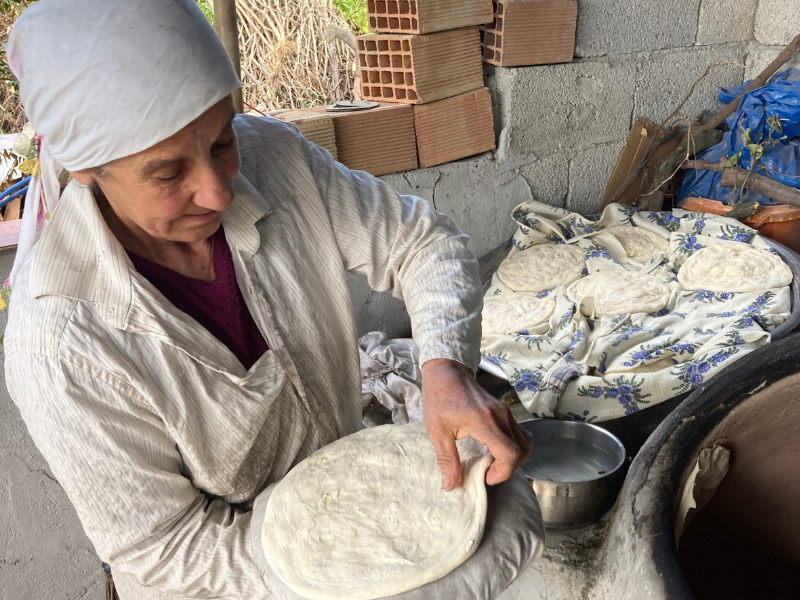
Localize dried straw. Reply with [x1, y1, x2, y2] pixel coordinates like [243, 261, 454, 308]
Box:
[234, 0, 359, 111]
[1, 7, 26, 134]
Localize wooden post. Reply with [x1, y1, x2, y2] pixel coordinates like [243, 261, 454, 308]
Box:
[213, 0, 244, 114]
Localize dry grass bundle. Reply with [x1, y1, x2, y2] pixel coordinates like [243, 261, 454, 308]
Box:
[1, 5, 26, 134]
[236, 0, 359, 111]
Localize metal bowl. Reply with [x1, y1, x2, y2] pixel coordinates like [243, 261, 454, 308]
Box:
[519, 418, 626, 529]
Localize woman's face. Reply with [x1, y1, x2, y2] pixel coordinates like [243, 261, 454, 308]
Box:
[72, 97, 241, 244]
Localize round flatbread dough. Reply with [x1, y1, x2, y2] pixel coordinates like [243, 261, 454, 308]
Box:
[567, 271, 670, 316]
[263, 423, 493, 600]
[482, 292, 556, 336]
[604, 225, 668, 264]
[497, 244, 585, 292]
[678, 243, 793, 292]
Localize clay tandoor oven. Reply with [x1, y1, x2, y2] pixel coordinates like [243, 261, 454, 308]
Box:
[607, 333, 800, 599]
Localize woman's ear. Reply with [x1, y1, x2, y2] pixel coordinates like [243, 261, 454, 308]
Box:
[69, 171, 93, 186]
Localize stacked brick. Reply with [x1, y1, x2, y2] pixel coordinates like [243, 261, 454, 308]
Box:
[356, 0, 497, 169]
[267, 0, 578, 176]
[481, 0, 578, 67]
[270, 104, 417, 176]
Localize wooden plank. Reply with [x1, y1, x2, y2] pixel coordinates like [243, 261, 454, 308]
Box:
[0, 219, 22, 251]
[213, 0, 244, 114]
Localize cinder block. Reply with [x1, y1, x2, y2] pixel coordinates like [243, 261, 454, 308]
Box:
[357, 27, 484, 104]
[432, 157, 534, 258]
[574, 0, 700, 58]
[745, 43, 800, 79]
[268, 111, 338, 161]
[413, 88, 496, 168]
[270, 104, 418, 176]
[491, 58, 637, 155]
[633, 44, 746, 126]
[481, 0, 577, 67]
[754, 0, 800, 46]
[519, 150, 570, 208]
[567, 141, 625, 215]
[696, 0, 757, 45]
[367, 0, 493, 35]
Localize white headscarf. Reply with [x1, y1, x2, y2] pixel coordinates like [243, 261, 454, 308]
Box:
[6, 0, 241, 286]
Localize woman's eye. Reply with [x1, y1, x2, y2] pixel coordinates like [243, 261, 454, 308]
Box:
[212, 139, 234, 154]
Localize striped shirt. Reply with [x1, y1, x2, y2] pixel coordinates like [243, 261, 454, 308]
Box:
[4, 115, 482, 600]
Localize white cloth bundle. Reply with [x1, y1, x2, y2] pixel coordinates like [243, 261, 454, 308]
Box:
[6, 0, 240, 286]
[359, 332, 424, 424]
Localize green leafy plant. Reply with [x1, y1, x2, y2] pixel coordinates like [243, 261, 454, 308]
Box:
[724, 114, 788, 204]
[333, 0, 369, 34]
[196, 0, 214, 27]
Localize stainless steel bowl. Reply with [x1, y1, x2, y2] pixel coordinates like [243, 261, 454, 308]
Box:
[519, 418, 626, 529]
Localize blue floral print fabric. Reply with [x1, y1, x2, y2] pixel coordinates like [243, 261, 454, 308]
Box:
[481, 201, 792, 422]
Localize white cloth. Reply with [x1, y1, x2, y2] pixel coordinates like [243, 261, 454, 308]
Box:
[4, 116, 483, 600]
[250, 469, 546, 600]
[6, 0, 240, 287]
[359, 332, 424, 424]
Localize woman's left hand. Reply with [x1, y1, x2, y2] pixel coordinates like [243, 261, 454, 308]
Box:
[421, 358, 533, 492]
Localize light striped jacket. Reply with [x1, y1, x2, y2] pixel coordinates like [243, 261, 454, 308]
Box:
[4, 116, 482, 599]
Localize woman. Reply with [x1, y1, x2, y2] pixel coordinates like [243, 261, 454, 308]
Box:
[4, 1, 532, 598]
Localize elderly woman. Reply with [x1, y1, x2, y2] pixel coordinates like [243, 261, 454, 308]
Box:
[4, 1, 533, 598]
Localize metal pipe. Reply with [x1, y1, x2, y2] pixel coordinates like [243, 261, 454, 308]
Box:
[0, 185, 28, 209]
[0, 176, 32, 201]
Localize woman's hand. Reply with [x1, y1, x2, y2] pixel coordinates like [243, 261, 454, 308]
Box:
[421, 358, 533, 492]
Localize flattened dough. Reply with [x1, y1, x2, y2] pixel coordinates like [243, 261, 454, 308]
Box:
[497, 244, 585, 292]
[678, 243, 793, 292]
[567, 271, 670, 316]
[263, 423, 493, 600]
[482, 292, 556, 336]
[604, 225, 668, 264]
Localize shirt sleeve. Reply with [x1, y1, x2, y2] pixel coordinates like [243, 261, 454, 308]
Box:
[5, 351, 271, 600]
[297, 132, 483, 372]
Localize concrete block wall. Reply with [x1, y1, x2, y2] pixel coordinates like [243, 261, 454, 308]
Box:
[350, 0, 800, 338]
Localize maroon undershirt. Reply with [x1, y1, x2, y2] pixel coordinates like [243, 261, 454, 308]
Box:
[127, 226, 269, 370]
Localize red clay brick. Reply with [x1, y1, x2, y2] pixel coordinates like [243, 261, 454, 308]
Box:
[413, 88, 496, 168]
[270, 104, 418, 176]
[481, 0, 577, 67]
[357, 27, 484, 104]
[267, 111, 338, 161]
[367, 0, 493, 35]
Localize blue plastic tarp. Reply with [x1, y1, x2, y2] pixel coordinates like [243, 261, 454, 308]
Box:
[679, 67, 800, 206]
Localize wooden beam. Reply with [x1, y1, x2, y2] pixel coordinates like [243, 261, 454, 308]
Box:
[213, 0, 244, 114]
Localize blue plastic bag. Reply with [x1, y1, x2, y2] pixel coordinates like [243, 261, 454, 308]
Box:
[679, 67, 800, 206]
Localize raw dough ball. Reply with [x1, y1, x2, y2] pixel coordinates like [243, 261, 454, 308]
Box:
[497, 244, 585, 292]
[567, 271, 670, 316]
[482, 292, 556, 336]
[604, 225, 668, 264]
[263, 422, 493, 600]
[678, 243, 793, 292]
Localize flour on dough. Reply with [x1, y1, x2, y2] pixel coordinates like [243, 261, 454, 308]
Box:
[678, 243, 793, 292]
[567, 271, 670, 316]
[604, 225, 668, 264]
[482, 292, 556, 336]
[263, 422, 493, 600]
[497, 244, 585, 292]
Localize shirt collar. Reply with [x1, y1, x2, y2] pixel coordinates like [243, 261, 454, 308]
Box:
[30, 173, 271, 330]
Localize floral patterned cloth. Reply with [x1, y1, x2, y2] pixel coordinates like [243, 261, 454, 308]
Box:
[481, 201, 792, 422]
